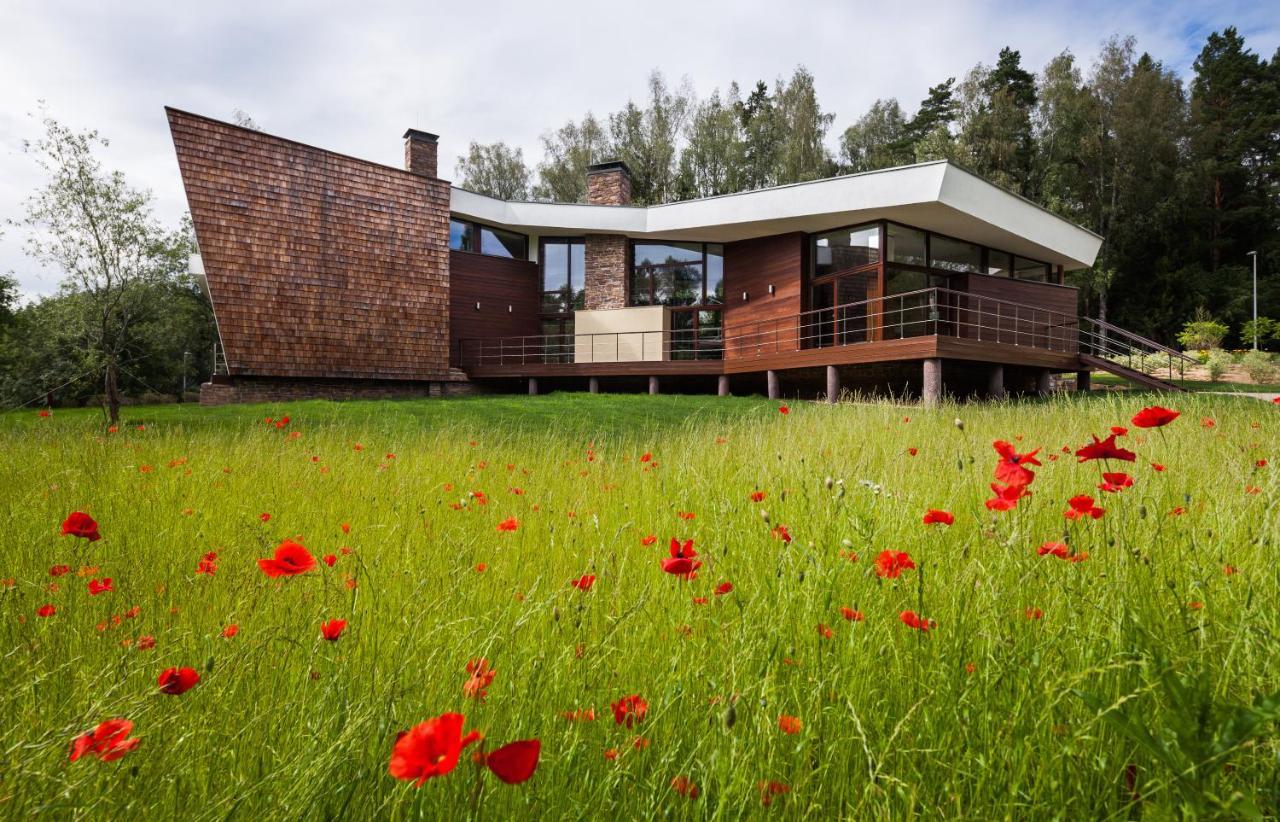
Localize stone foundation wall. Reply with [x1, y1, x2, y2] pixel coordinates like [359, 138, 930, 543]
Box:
[200, 376, 479, 406]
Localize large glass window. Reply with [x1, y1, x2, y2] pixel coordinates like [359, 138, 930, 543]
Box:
[1013, 256, 1049, 282]
[541, 239, 585, 314]
[986, 250, 1013, 277]
[929, 235, 981, 274]
[449, 217, 527, 260]
[813, 224, 880, 277]
[630, 241, 723, 307]
[449, 219, 475, 253]
[886, 224, 927, 267]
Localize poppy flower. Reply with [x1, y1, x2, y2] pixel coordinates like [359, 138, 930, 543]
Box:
[1201, 418, 1215, 428]
[196, 552, 218, 575]
[136, 635, 156, 650]
[1097, 472, 1134, 493]
[1273, 397, 1280, 405]
[257, 540, 316, 578]
[778, 715, 802, 734]
[1064, 495, 1105, 521]
[714, 581, 733, 596]
[221, 624, 239, 638]
[817, 623, 833, 639]
[922, 509, 954, 525]
[87, 578, 113, 595]
[874, 550, 915, 579]
[61, 512, 101, 542]
[463, 658, 495, 700]
[1110, 426, 1128, 436]
[1151, 463, 1166, 472]
[907, 447, 918, 457]
[320, 619, 347, 641]
[1256, 459, 1268, 469]
[759, 781, 791, 806]
[1037, 541, 1070, 559]
[677, 511, 695, 520]
[671, 775, 700, 798]
[49, 564, 71, 577]
[778, 406, 790, 415]
[157, 667, 200, 695]
[641, 534, 657, 546]
[258, 513, 271, 523]
[640, 452, 653, 463]
[39, 408, 50, 418]
[749, 491, 766, 502]
[69, 719, 139, 763]
[611, 694, 648, 728]
[771, 525, 792, 543]
[1131, 406, 1179, 428]
[323, 554, 337, 567]
[1025, 607, 1044, 620]
[661, 538, 700, 577]
[570, 574, 596, 591]
[36, 604, 56, 618]
[388, 713, 481, 785]
[485, 739, 540, 785]
[900, 610, 935, 631]
[1075, 434, 1136, 463]
[496, 517, 518, 532]
[840, 606, 864, 621]
[993, 441, 1041, 487]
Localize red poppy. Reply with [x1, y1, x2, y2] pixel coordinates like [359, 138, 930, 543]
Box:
[671, 775, 700, 798]
[49, 564, 71, 577]
[196, 552, 218, 575]
[907, 446, 918, 457]
[778, 714, 802, 734]
[1097, 472, 1134, 493]
[714, 581, 733, 596]
[749, 490, 766, 502]
[993, 441, 1041, 487]
[323, 554, 337, 567]
[157, 666, 200, 695]
[641, 534, 657, 546]
[36, 604, 56, 618]
[39, 408, 51, 418]
[1256, 459, 1267, 468]
[661, 538, 700, 577]
[874, 550, 915, 579]
[677, 511, 695, 520]
[922, 509, 954, 525]
[778, 405, 790, 415]
[1037, 541, 1070, 559]
[496, 516, 518, 532]
[900, 610, 935, 631]
[1131, 406, 1179, 428]
[841, 606, 864, 622]
[1273, 397, 1280, 404]
[259, 513, 271, 523]
[759, 781, 791, 806]
[771, 525, 792, 543]
[612, 694, 648, 728]
[69, 718, 139, 763]
[463, 658, 495, 700]
[570, 574, 596, 591]
[1151, 462, 1166, 472]
[485, 739, 541, 784]
[257, 540, 316, 578]
[61, 512, 101, 542]
[388, 713, 482, 785]
[1025, 607, 1044, 620]
[320, 619, 347, 641]
[87, 578, 113, 595]
[221, 624, 239, 638]
[1201, 418, 1215, 428]
[1110, 426, 1128, 436]
[1075, 434, 1136, 463]
[1064, 495, 1105, 520]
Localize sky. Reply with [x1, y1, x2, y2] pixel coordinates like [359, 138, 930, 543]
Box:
[1, 0, 1276, 299]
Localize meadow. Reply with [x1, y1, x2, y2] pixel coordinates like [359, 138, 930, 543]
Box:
[1, 391, 1277, 819]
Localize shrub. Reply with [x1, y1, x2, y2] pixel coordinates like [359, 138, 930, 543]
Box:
[1177, 315, 1229, 351]
[1205, 348, 1232, 381]
[1240, 350, 1276, 383]
[1241, 317, 1279, 350]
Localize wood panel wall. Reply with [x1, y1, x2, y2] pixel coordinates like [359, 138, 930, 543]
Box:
[448, 251, 540, 366]
[722, 233, 806, 359]
[167, 107, 452, 381]
[949, 274, 1080, 350]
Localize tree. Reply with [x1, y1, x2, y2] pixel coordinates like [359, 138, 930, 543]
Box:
[232, 109, 262, 131]
[607, 72, 693, 205]
[456, 141, 531, 200]
[677, 87, 744, 199]
[1033, 51, 1093, 219]
[906, 79, 958, 161]
[774, 66, 835, 183]
[839, 99, 912, 172]
[957, 48, 1039, 194]
[736, 80, 780, 190]
[15, 115, 195, 423]
[533, 114, 609, 202]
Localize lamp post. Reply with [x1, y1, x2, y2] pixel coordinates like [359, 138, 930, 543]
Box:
[1246, 251, 1258, 350]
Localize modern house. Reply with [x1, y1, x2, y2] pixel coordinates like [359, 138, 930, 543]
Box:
[167, 108, 1189, 406]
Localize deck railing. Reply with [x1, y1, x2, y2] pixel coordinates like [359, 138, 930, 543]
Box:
[457, 287, 1080, 369]
[1078, 317, 1198, 381]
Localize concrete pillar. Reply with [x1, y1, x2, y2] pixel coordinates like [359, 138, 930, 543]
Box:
[767, 370, 780, 400]
[1037, 370, 1053, 396]
[528, 377, 538, 396]
[826, 365, 840, 404]
[988, 364, 1005, 400]
[922, 358, 942, 408]
[1076, 370, 1091, 393]
[588, 377, 599, 394]
[717, 375, 730, 397]
[648, 376, 659, 395]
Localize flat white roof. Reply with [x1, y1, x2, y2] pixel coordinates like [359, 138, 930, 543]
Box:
[450, 161, 1102, 270]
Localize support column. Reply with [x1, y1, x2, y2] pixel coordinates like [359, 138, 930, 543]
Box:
[588, 377, 599, 394]
[528, 377, 538, 396]
[826, 365, 840, 404]
[648, 376, 659, 395]
[1076, 369, 1091, 393]
[717, 375, 730, 397]
[922, 359, 942, 408]
[1037, 370, 1053, 397]
[767, 370, 780, 400]
[988, 364, 1005, 400]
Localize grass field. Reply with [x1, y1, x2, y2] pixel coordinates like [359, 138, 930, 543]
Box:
[1, 392, 1278, 818]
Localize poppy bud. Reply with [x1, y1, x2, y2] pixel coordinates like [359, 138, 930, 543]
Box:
[553, 608, 560, 622]
[1138, 505, 1148, 519]
[841, 539, 853, 549]
[724, 703, 737, 729]
[759, 510, 770, 523]
[954, 418, 964, 430]
[797, 571, 805, 582]
[824, 477, 833, 489]
[205, 656, 215, 673]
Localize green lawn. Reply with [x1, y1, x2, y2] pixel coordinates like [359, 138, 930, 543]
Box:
[1091, 371, 1280, 393]
[1, 392, 1277, 817]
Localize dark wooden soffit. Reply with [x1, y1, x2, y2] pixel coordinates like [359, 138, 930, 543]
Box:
[167, 107, 453, 381]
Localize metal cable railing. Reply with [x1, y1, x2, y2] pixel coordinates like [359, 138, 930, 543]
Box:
[1078, 318, 1196, 382]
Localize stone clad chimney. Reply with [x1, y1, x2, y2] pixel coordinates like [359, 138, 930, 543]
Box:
[403, 129, 439, 178]
[586, 160, 632, 205]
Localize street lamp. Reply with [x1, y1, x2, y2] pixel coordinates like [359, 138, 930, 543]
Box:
[1246, 251, 1258, 350]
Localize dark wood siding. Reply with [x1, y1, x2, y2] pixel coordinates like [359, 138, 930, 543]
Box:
[722, 233, 805, 360]
[449, 251, 540, 366]
[949, 275, 1080, 351]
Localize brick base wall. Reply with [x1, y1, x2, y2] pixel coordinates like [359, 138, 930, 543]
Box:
[199, 376, 478, 406]
[584, 234, 628, 309]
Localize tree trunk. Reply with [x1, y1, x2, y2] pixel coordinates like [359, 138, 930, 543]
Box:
[1098, 290, 1109, 350]
[104, 358, 121, 425]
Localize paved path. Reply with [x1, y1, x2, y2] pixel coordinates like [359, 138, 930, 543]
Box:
[1205, 391, 1280, 402]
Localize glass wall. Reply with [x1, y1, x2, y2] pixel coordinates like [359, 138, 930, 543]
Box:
[813, 223, 880, 277]
[541, 239, 585, 313]
[629, 242, 724, 306]
[449, 217, 528, 260]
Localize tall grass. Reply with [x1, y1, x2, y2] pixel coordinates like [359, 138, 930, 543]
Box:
[0, 392, 1277, 818]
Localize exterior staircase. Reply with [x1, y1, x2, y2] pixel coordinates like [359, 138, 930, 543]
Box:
[1078, 318, 1197, 392]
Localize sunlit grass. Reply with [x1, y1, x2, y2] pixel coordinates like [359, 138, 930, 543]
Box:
[1, 392, 1277, 817]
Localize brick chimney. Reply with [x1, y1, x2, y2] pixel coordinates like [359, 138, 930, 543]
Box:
[586, 160, 632, 205]
[403, 129, 439, 178]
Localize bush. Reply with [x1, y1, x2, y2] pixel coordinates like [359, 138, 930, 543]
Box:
[1240, 350, 1276, 383]
[1241, 317, 1279, 350]
[1206, 348, 1232, 381]
[1177, 316, 1229, 351]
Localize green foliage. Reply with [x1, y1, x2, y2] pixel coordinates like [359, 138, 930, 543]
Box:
[1239, 349, 1275, 383]
[455, 141, 530, 200]
[1205, 348, 1233, 380]
[1177, 313, 1229, 350]
[1240, 317, 1279, 350]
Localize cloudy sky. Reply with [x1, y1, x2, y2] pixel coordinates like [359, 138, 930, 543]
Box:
[1, 0, 1275, 298]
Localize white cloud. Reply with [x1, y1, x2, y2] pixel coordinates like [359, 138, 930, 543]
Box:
[1, 0, 1274, 298]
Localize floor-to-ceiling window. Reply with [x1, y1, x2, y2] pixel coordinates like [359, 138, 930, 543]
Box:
[630, 241, 724, 359]
[809, 223, 880, 347]
[540, 238, 584, 362]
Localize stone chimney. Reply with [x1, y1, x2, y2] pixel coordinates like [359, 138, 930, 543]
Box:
[403, 129, 439, 178]
[586, 160, 632, 205]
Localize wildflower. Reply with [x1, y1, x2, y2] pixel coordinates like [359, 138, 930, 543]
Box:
[678, 511, 695, 520]
[69, 719, 139, 763]
[1223, 565, 1238, 576]
[257, 540, 316, 578]
[323, 554, 337, 567]
[817, 623, 833, 639]
[496, 516, 518, 532]
[778, 405, 790, 415]
[1037, 541, 1070, 559]
[136, 635, 156, 650]
[1110, 426, 1128, 436]
[61, 512, 101, 542]
[749, 490, 766, 502]
[157, 667, 200, 695]
[320, 619, 347, 641]
[778, 715, 802, 734]
[474, 563, 487, 573]
[985, 481, 1029, 512]
[922, 508, 954, 525]
[1131, 406, 1180, 428]
[221, 624, 239, 638]
[671, 775, 700, 798]
[874, 550, 915, 579]
[759, 781, 791, 806]
[612, 694, 648, 728]
[196, 552, 218, 575]
[993, 440, 1041, 486]
[485, 739, 540, 784]
[640, 452, 653, 463]
[87, 578, 113, 596]
[49, 564, 71, 577]
[570, 574, 596, 591]
[1097, 472, 1134, 493]
[840, 606, 864, 621]
[37, 604, 56, 617]
[259, 512, 271, 522]
[1075, 434, 1136, 463]
[462, 658, 495, 700]
[1201, 418, 1215, 428]
[771, 525, 792, 543]
[603, 748, 618, 761]
[899, 610, 934, 631]
[340, 522, 351, 534]
[388, 713, 481, 785]
[1064, 495, 1105, 520]
[714, 581, 733, 596]
[661, 539, 701, 577]
[641, 534, 657, 546]
[1025, 607, 1044, 620]
[1151, 463, 1166, 472]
